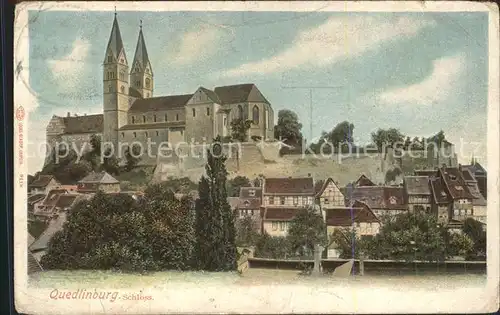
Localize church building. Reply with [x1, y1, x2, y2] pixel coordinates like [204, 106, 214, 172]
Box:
[46, 14, 275, 159]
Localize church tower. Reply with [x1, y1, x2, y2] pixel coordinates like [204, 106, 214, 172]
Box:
[130, 21, 153, 98]
[103, 13, 129, 151]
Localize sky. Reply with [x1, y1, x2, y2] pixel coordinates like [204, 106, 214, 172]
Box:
[22, 10, 488, 174]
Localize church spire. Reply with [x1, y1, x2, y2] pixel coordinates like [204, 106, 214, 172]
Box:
[131, 21, 152, 75]
[104, 13, 126, 63]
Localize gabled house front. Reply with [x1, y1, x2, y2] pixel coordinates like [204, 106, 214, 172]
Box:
[438, 167, 476, 222]
[403, 176, 432, 213]
[460, 167, 487, 225]
[28, 175, 61, 195]
[347, 186, 406, 218]
[77, 171, 121, 194]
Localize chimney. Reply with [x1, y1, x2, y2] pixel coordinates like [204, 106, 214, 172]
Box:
[67, 112, 70, 117]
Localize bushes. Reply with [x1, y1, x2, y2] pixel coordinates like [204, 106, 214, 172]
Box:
[255, 234, 291, 259]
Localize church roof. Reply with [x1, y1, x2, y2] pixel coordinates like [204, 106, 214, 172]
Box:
[61, 114, 104, 134]
[214, 84, 270, 105]
[129, 94, 193, 112]
[199, 87, 221, 103]
[104, 15, 125, 61]
[132, 27, 152, 75]
[119, 121, 185, 130]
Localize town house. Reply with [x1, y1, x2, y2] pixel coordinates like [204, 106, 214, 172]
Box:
[439, 167, 476, 221]
[403, 176, 432, 213]
[77, 171, 121, 194]
[460, 167, 487, 224]
[261, 177, 315, 236]
[28, 175, 61, 195]
[462, 161, 487, 199]
[347, 186, 406, 218]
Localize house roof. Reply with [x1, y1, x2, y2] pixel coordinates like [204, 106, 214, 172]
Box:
[463, 162, 486, 175]
[404, 176, 431, 195]
[28, 233, 35, 247]
[213, 84, 270, 105]
[29, 212, 67, 252]
[29, 175, 56, 188]
[315, 178, 343, 197]
[119, 121, 185, 130]
[240, 187, 262, 199]
[55, 195, 79, 208]
[355, 174, 375, 187]
[461, 168, 476, 181]
[348, 186, 406, 210]
[237, 198, 261, 210]
[466, 182, 487, 206]
[325, 200, 379, 226]
[199, 87, 221, 103]
[129, 94, 193, 112]
[79, 172, 119, 184]
[263, 177, 315, 195]
[263, 207, 298, 221]
[429, 178, 449, 204]
[439, 168, 475, 200]
[28, 194, 46, 204]
[414, 169, 439, 177]
[62, 114, 104, 134]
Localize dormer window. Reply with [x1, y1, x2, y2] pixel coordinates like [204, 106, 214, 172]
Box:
[244, 200, 250, 206]
[449, 175, 457, 180]
[455, 186, 463, 191]
[389, 196, 397, 204]
[249, 190, 255, 197]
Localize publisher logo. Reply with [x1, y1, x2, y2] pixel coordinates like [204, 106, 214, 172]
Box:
[16, 106, 25, 121]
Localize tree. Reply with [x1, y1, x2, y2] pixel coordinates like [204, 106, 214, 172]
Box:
[426, 130, 446, 149]
[385, 167, 402, 184]
[230, 118, 252, 142]
[365, 212, 446, 262]
[235, 215, 260, 247]
[446, 232, 474, 258]
[328, 228, 375, 259]
[195, 137, 237, 271]
[160, 177, 198, 194]
[274, 109, 303, 146]
[462, 218, 486, 260]
[319, 121, 354, 151]
[254, 234, 290, 259]
[287, 207, 327, 258]
[124, 144, 141, 171]
[370, 128, 405, 157]
[141, 182, 196, 270]
[101, 148, 120, 175]
[226, 176, 251, 197]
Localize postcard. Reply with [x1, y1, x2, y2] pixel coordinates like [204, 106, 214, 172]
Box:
[13, 1, 499, 314]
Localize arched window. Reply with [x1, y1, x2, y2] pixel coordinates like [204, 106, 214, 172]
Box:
[143, 116, 146, 123]
[145, 132, 148, 137]
[108, 85, 112, 93]
[164, 114, 168, 121]
[136, 81, 141, 88]
[206, 107, 210, 116]
[121, 132, 125, 138]
[237, 105, 243, 119]
[153, 115, 157, 122]
[252, 105, 259, 124]
[120, 86, 125, 94]
[145, 78, 151, 89]
[133, 132, 137, 138]
[132, 116, 135, 124]
[156, 131, 159, 136]
[176, 114, 179, 121]
[192, 108, 196, 117]
[119, 70, 125, 81]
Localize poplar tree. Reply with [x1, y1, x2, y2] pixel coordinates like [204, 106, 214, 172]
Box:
[195, 137, 237, 271]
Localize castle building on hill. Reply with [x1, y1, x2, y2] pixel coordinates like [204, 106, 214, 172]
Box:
[46, 14, 275, 160]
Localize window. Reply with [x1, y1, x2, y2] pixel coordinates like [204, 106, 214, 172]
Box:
[133, 132, 137, 138]
[164, 114, 168, 121]
[121, 132, 125, 138]
[272, 222, 278, 230]
[108, 85, 112, 93]
[252, 105, 259, 124]
[302, 197, 308, 205]
[180, 130, 184, 135]
[324, 198, 329, 204]
[389, 196, 397, 204]
[107, 56, 113, 63]
[293, 197, 298, 205]
[143, 116, 146, 123]
[156, 131, 159, 136]
[206, 107, 210, 116]
[269, 197, 274, 205]
[250, 210, 254, 216]
[279, 222, 286, 231]
[145, 78, 151, 89]
[132, 116, 135, 124]
[176, 114, 179, 121]
[192, 108, 196, 117]
[280, 197, 285, 205]
[238, 105, 243, 119]
[136, 80, 141, 87]
[249, 190, 255, 197]
[146, 93, 149, 98]
[120, 86, 125, 93]
[454, 209, 458, 216]
[153, 115, 157, 122]
[119, 71, 125, 81]
[145, 132, 148, 137]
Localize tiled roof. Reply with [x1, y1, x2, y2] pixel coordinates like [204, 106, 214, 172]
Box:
[129, 88, 142, 98]
[214, 84, 270, 105]
[348, 186, 406, 210]
[239, 187, 262, 198]
[29, 175, 55, 188]
[55, 195, 79, 208]
[237, 198, 261, 210]
[200, 87, 221, 103]
[29, 212, 67, 252]
[28, 194, 46, 204]
[42, 189, 68, 207]
[355, 174, 375, 187]
[439, 168, 475, 200]
[414, 169, 439, 177]
[119, 121, 185, 130]
[129, 94, 193, 112]
[315, 178, 343, 197]
[325, 201, 379, 226]
[263, 177, 314, 195]
[79, 172, 119, 184]
[263, 207, 298, 221]
[62, 114, 103, 134]
[429, 178, 449, 204]
[466, 182, 487, 206]
[463, 162, 486, 175]
[461, 169, 475, 181]
[404, 176, 431, 195]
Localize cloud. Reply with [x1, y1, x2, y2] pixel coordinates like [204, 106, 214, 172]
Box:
[218, 16, 435, 78]
[377, 53, 466, 105]
[47, 38, 90, 88]
[170, 24, 228, 66]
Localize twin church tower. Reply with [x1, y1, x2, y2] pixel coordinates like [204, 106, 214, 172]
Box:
[46, 13, 274, 163]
